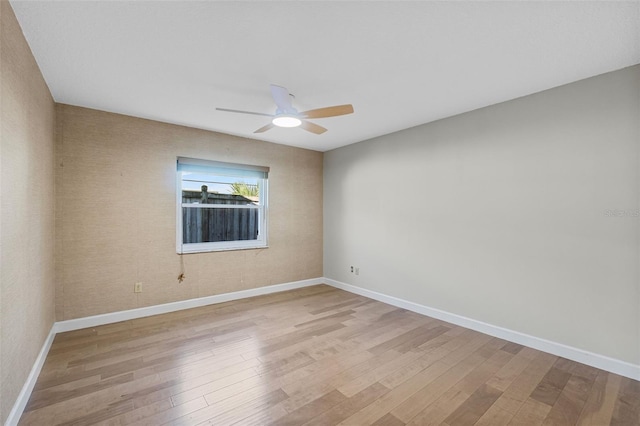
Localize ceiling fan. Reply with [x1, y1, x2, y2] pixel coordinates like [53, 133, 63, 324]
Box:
[216, 84, 354, 135]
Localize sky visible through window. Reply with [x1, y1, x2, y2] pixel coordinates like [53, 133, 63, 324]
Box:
[181, 172, 259, 195]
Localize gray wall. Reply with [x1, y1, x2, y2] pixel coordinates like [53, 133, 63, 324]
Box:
[324, 65, 639, 365]
[1, 1, 56, 422]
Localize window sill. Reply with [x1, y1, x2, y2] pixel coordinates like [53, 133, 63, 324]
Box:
[177, 244, 269, 254]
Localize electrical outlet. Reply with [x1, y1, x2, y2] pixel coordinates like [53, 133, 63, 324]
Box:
[134, 282, 143, 293]
[350, 266, 354, 273]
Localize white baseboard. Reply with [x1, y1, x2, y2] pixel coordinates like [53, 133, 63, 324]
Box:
[324, 278, 640, 381]
[4, 326, 56, 426]
[54, 277, 324, 333]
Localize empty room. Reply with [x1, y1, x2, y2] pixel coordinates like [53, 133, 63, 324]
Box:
[1, 1, 639, 425]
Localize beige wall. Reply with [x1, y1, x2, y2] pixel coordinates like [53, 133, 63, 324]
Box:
[0, 1, 56, 422]
[324, 65, 640, 365]
[55, 105, 323, 320]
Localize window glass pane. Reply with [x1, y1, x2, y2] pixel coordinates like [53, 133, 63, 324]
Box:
[177, 158, 267, 253]
[182, 207, 259, 243]
[181, 172, 260, 204]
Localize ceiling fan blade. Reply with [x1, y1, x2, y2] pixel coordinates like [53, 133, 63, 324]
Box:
[254, 123, 275, 134]
[300, 120, 327, 135]
[216, 108, 274, 118]
[299, 104, 354, 119]
[270, 84, 294, 112]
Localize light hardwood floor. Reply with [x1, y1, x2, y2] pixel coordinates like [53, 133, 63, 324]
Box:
[19, 285, 640, 425]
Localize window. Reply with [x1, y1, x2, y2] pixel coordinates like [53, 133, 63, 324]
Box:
[176, 157, 269, 253]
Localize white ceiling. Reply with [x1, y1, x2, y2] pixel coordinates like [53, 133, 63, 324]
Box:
[10, 1, 640, 152]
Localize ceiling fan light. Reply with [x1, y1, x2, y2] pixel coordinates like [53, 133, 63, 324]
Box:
[272, 115, 302, 128]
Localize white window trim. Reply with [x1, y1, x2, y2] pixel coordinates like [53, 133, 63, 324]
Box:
[176, 158, 269, 254]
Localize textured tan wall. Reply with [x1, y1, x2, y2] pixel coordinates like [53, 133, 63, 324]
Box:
[0, 1, 56, 422]
[55, 105, 323, 320]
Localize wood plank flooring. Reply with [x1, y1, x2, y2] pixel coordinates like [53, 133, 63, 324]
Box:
[19, 285, 640, 425]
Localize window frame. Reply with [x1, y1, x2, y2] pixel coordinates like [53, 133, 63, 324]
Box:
[176, 157, 269, 254]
